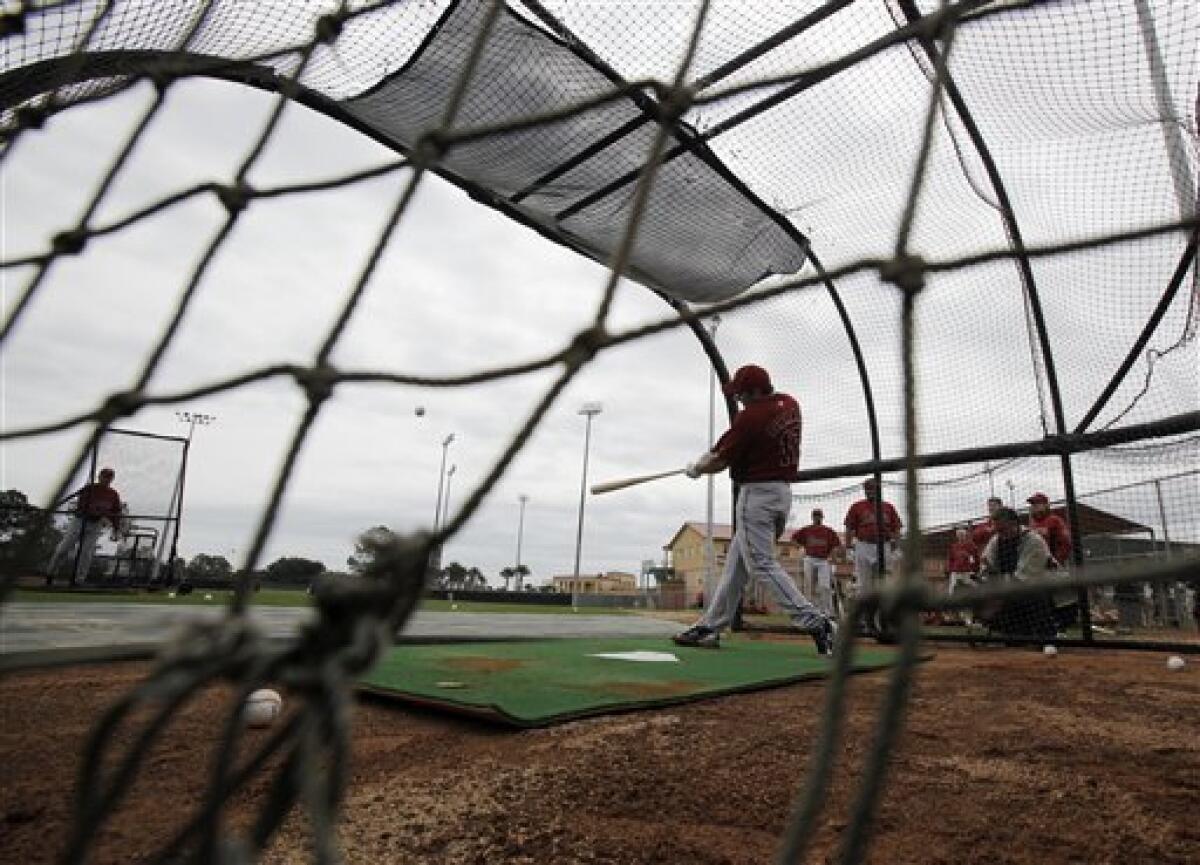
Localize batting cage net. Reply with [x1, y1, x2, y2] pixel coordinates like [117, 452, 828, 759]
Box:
[0, 1, 1197, 862]
[91, 427, 187, 585]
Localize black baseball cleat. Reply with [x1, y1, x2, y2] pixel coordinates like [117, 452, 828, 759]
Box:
[811, 617, 838, 657]
[672, 625, 720, 648]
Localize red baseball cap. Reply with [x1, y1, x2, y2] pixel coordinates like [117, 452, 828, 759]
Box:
[1026, 492, 1049, 505]
[723, 364, 772, 396]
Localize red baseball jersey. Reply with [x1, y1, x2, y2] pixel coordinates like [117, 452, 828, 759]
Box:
[971, 520, 997, 550]
[712, 392, 801, 483]
[1029, 513, 1072, 564]
[844, 498, 902, 543]
[792, 524, 841, 559]
[946, 540, 980, 574]
[75, 483, 121, 521]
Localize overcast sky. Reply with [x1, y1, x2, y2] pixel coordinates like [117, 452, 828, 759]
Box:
[1, 77, 749, 584]
[3, 2, 1196, 585]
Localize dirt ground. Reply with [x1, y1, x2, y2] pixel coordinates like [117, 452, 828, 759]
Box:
[1, 640, 1197, 865]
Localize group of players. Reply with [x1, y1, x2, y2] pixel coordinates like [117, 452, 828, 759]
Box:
[673, 362, 1078, 655]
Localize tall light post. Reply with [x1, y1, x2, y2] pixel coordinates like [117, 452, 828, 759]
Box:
[513, 491, 528, 573]
[703, 314, 721, 603]
[432, 434, 455, 532]
[432, 433, 455, 571]
[176, 411, 217, 442]
[169, 411, 217, 577]
[573, 402, 602, 578]
[441, 464, 456, 535]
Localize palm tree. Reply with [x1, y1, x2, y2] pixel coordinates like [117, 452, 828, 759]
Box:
[514, 564, 531, 591]
[466, 567, 485, 589]
[499, 566, 514, 591]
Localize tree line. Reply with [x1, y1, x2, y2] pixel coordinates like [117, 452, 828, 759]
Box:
[0, 495, 545, 591]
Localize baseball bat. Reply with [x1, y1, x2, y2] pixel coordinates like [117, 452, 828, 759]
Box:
[590, 468, 686, 495]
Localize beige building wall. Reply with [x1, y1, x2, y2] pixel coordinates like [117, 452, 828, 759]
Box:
[664, 522, 811, 610]
[552, 571, 637, 594]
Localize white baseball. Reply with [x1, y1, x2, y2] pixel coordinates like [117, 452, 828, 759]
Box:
[1166, 655, 1186, 671]
[1043, 645, 1058, 657]
[204, 593, 213, 601]
[243, 688, 283, 728]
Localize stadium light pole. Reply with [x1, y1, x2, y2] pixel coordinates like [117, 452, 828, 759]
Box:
[515, 493, 529, 585]
[432, 433, 455, 571]
[573, 402, 602, 578]
[441, 464, 456, 532]
[169, 411, 217, 580]
[704, 314, 721, 604]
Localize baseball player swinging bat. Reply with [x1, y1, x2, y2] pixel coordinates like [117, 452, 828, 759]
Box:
[590, 468, 686, 495]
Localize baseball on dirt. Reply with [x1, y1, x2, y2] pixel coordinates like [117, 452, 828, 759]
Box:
[1166, 655, 1186, 671]
[1043, 644, 1058, 657]
[243, 688, 283, 728]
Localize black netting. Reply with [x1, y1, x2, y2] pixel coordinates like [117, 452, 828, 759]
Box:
[1, 1, 1198, 863]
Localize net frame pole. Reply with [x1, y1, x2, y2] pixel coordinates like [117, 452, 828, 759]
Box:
[167, 435, 192, 575]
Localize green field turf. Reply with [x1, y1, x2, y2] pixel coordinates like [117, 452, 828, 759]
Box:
[10, 589, 630, 615]
[359, 636, 900, 727]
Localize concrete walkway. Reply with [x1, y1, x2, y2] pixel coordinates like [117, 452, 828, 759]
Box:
[0, 602, 681, 656]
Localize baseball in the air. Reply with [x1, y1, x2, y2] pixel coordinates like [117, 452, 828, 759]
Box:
[242, 688, 283, 728]
[1166, 655, 1186, 671]
[1043, 644, 1058, 657]
[204, 593, 213, 601]
[414, 406, 425, 417]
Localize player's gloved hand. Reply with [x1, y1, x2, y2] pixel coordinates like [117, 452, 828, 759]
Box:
[684, 463, 702, 479]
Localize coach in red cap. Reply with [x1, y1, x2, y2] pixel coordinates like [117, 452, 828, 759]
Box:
[1026, 492, 1072, 566]
[672, 364, 837, 656]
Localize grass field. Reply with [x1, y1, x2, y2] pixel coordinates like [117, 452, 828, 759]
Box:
[10, 588, 633, 615]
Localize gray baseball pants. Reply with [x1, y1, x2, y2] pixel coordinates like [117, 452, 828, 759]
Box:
[698, 481, 826, 633]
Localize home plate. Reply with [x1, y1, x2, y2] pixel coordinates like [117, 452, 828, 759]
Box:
[588, 651, 680, 663]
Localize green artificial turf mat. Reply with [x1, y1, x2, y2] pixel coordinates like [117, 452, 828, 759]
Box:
[359, 635, 899, 727]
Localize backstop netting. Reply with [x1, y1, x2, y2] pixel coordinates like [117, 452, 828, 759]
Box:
[0, 1, 1197, 862]
[91, 428, 187, 584]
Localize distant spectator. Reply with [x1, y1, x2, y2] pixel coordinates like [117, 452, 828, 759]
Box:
[792, 508, 842, 617]
[45, 468, 122, 585]
[970, 496, 1004, 550]
[843, 478, 902, 598]
[945, 526, 981, 624]
[1026, 492, 1072, 567]
[978, 507, 1058, 636]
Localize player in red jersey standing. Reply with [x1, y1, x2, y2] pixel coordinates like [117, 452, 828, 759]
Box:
[843, 477, 902, 602]
[673, 364, 837, 656]
[792, 508, 842, 617]
[970, 496, 1004, 550]
[1026, 492, 1072, 567]
[46, 467, 123, 585]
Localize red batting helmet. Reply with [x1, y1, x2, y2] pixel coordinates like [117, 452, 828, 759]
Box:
[722, 364, 772, 396]
[1027, 492, 1049, 505]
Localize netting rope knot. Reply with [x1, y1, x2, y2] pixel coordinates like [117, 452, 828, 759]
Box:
[99, 390, 142, 422]
[566, 325, 609, 366]
[412, 130, 448, 168]
[315, 12, 345, 45]
[52, 228, 88, 256]
[296, 364, 339, 406]
[216, 182, 254, 215]
[880, 253, 927, 294]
